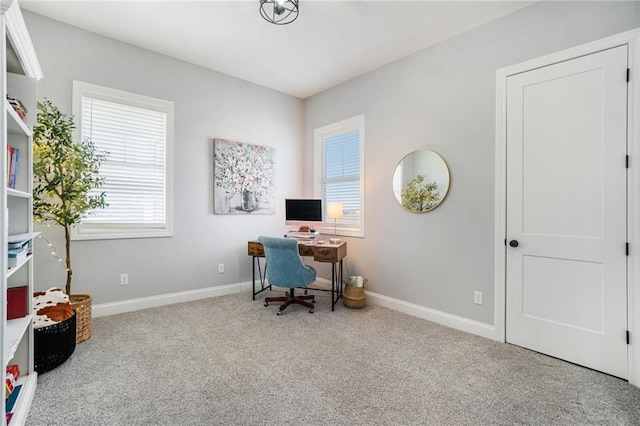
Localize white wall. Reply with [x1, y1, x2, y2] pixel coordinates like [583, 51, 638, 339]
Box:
[25, 2, 640, 325]
[25, 12, 304, 304]
[304, 1, 640, 325]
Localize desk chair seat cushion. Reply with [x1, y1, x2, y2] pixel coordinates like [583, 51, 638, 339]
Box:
[258, 236, 317, 288]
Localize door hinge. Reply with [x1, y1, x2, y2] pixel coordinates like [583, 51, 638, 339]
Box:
[627, 330, 630, 345]
[626, 242, 630, 256]
[627, 68, 631, 82]
[626, 155, 630, 168]
[504, 238, 507, 246]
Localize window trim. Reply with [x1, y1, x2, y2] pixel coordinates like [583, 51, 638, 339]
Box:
[71, 80, 174, 240]
[314, 114, 365, 238]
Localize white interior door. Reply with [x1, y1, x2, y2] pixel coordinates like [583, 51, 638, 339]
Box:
[506, 45, 628, 378]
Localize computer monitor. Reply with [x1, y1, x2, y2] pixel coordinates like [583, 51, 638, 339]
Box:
[285, 199, 322, 228]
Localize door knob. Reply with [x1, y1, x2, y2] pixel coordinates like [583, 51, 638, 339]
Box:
[509, 240, 519, 248]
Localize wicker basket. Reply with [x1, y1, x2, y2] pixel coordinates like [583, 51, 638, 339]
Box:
[70, 294, 92, 343]
[343, 282, 367, 309]
[34, 312, 77, 374]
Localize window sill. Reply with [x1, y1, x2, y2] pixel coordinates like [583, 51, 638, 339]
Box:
[71, 226, 173, 241]
[316, 225, 364, 239]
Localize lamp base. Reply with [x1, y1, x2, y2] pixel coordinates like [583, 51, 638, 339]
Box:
[329, 238, 342, 244]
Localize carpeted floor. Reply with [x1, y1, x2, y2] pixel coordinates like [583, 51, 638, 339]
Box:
[26, 291, 640, 425]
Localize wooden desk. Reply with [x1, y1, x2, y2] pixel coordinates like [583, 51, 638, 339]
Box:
[248, 240, 347, 311]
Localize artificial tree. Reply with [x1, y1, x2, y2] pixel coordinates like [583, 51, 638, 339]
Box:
[32, 98, 107, 296]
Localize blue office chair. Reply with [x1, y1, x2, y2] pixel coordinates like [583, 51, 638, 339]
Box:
[258, 236, 317, 315]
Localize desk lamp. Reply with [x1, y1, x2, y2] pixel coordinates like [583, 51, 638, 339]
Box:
[327, 202, 343, 244]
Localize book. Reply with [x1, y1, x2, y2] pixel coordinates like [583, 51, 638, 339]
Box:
[7, 234, 33, 244]
[7, 249, 28, 268]
[5, 145, 18, 189]
[5, 364, 19, 398]
[10, 147, 18, 189]
[6, 145, 14, 188]
[5, 384, 21, 413]
[6, 96, 27, 119]
[13, 107, 25, 119]
[7, 240, 28, 251]
[7, 287, 27, 320]
[5, 365, 19, 383]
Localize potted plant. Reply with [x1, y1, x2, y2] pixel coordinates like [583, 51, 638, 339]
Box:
[32, 98, 108, 343]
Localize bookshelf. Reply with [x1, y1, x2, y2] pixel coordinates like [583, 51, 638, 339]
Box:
[1, 1, 42, 425]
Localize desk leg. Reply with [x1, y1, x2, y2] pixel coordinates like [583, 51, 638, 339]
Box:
[339, 259, 343, 301]
[252, 256, 256, 300]
[331, 263, 335, 311]
[330, 259, 344, 311]
[252, 257, 271, 300]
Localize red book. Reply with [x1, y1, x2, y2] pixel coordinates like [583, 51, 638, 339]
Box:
[6, 287, 27, 320]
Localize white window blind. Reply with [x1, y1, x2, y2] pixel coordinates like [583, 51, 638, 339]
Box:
[72, 81, 173, 240]
[314, 115, 365, 237]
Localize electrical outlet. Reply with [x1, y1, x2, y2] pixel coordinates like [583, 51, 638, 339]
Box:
[120, 273, 129, 286]
[218, 263, 224, 274]
[474, 291, 483, 305]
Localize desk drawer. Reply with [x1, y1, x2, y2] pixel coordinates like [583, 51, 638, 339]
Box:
[248, 241, 264, 257]
[248, 240, 346, 263]
[313, 243, 347, 262]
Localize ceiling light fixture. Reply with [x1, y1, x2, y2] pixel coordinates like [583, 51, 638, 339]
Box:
[260, 0, 299, 25]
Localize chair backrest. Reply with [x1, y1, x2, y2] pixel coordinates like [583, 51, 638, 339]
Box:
[258, 236, 316, 288]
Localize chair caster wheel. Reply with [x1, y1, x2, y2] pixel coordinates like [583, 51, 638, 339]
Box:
[264, 302, 269, 307]
[277, 311, 283, 316]
[312, 299, 316, 304]
[309, 309, 314, 314]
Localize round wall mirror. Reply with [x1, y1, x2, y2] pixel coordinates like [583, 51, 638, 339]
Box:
[392, 150, 450, 213]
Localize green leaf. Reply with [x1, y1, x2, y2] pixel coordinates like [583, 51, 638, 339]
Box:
[401, 174, 440, 212]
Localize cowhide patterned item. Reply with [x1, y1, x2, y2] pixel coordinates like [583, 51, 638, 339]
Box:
[32, 288, 73, 329]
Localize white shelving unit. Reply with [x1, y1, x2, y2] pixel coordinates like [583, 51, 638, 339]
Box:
[0, 1, 42, 425]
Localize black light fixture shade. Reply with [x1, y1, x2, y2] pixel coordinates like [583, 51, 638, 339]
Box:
[260, 0, 299, 25]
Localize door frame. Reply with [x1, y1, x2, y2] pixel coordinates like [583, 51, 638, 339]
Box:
[494, 28, 640, 386]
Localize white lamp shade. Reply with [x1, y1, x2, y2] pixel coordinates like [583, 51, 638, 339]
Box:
[327, 202, 344, 219]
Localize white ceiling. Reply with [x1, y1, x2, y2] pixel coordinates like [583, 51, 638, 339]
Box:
[20, 1, 533, 99]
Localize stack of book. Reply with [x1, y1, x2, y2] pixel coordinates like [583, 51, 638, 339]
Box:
[5, 144, 18, 189]
[285, 229, 320, 241]
[7, 239, 29, 269]
[6, 96, 27, 120]
[5, 364, 20, 424]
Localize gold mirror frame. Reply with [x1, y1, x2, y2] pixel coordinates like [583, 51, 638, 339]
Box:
[392, 150, 450, 213]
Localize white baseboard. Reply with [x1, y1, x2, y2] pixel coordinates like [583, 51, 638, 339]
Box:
[365, 290, 497, 340]
[92, 281, 252, 318]
[92, 281, 496, 341]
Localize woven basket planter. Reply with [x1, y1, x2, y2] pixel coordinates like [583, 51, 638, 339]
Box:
[70, 294, 92, 343]
[34, 312, 77, 374]
[343, 283, 366, 309]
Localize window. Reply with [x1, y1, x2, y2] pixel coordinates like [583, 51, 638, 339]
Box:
[71, 81, 173, 240]
[314, 115, 365, 237]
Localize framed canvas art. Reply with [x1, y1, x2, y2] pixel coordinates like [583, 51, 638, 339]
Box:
[213, 138, 275, 214]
